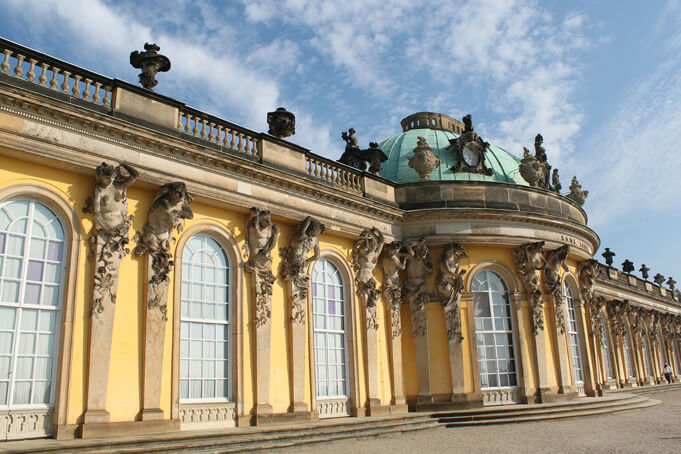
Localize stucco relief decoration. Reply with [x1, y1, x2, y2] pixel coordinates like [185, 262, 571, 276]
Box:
[244, 207, 280, 328]
[449, 114, 493, 176]
[543, 245, 569, 334]
[590, 296, 606, 344]
[435, 243, 468, 343]
[129, 43, 171, 90]
[134, 182, 194, 320]
[84, 162, 138, 316]
[513, 241, 546, 335]
[629, 306, 643, 337]
[404, 238, 433, 337]
[381, 241, 412, 338]
[280, 216, 325, 324]
[408, 136, 440, 180]
[352, 227, 385, 331]
[577, 259, 599, 304]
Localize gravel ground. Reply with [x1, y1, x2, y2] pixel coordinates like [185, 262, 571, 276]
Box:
[276, 389, 681, 454]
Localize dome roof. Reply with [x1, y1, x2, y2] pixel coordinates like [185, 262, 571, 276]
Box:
[378, 113, 528, 186]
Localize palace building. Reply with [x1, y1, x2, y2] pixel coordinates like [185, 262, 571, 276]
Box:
[0, 37, 679, 442]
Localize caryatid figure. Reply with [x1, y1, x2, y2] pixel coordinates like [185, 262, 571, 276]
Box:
[352, 227, 385, 329]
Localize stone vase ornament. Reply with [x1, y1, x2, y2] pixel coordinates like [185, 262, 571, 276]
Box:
[129, 43, 171, 90]
[408, 136, 440, 180]
[352, 227, 384, 414]
[135, 182, 194, 420]
[83, 162, 138, 424]
[243, 207, 280, 419]
[567, 176, 588, 206]
[267, 107, 295, 139]
[279, 216, 325, 414]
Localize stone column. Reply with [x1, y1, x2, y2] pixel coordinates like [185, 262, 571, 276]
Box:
[134, 182, 194, 421]
[362, 295, 385, 415]
[573, 298, 596, 396]
[83, 162, 138, 425]
[289, 280, 308, 413]
[551, 293, 575, 397]
[243, 207, 279, 422]
[510, 293, 534, 403]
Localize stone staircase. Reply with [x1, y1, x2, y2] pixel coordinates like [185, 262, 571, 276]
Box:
[0, 393, 660, 453]
[431, 393, 659, 428]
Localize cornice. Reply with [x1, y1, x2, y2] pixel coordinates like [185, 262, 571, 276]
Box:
[0, 85, 403, 225]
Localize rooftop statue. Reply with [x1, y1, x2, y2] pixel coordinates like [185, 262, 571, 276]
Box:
[654, 273, 666, 285]
[602, 247, 615, 266]
[534, 134, 552, 189]
[668, 277, 677, 291]
[267, 107, 295, 139]
[552, 169, 561, 193]
[621, 259, 634, 274]
[449, 114, 493, 176]
[639, 264, 650, 280]
[129, 43, 171, 90]
[566, 176, 588, 206]
[408, 136, 440, 180]
[339, 128, 363, 170]
[339, 129, 388, 174]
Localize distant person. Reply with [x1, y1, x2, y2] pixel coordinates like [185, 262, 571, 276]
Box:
[663, 363, 672, 383]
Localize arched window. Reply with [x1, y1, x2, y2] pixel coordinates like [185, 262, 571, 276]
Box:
[642, 333, 653, 377]
[599, 315, 615, 380]
[657, 334, 665, 371]
[623, 330, 636, 378]
[563, 282, 584, 384]
[179, 234, 231, 401]
[0, 199, 65, 407]
[473, 270, 518, 389]
[312, 259, 350, 416]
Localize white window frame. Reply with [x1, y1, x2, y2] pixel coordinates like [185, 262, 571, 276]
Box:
[312, 258, 350, 400]
[178, 233, 232, 404]
[0, 199, 64, 410]
[623, 329, 636, 378]
[563, 282, 584, 384]
[473, 270, 519, 390]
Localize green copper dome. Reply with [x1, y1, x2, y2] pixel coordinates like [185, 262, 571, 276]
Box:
[377, 113, 529, 186]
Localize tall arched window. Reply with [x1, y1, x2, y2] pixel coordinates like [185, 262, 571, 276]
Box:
[473, 270, 518, 389]
[623, 330, 636, 378]
[642, 334, 653, 377]
[312, 259, 350, 417]
[563, 282, 584, 385]
[179, 234, 231, 401]
[600, 315, 615, 380]
[0, 199, 65, 407]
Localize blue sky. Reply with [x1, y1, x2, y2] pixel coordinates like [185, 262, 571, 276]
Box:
[2, 0, 680, 284]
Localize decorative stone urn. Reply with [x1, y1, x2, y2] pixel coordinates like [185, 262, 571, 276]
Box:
[408, 136, 440, 180]
[267, 107, 295, 139]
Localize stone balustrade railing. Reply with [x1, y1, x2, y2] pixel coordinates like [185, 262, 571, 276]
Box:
[177, 107, 260, 158]
[305, 155, 362, 192]
[0, 37, 113, 107]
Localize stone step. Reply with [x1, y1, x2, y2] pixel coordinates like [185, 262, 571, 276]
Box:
[0, 415, 437, 454]
[434, 395, 647, 423]
[442, 398, 660, 427]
